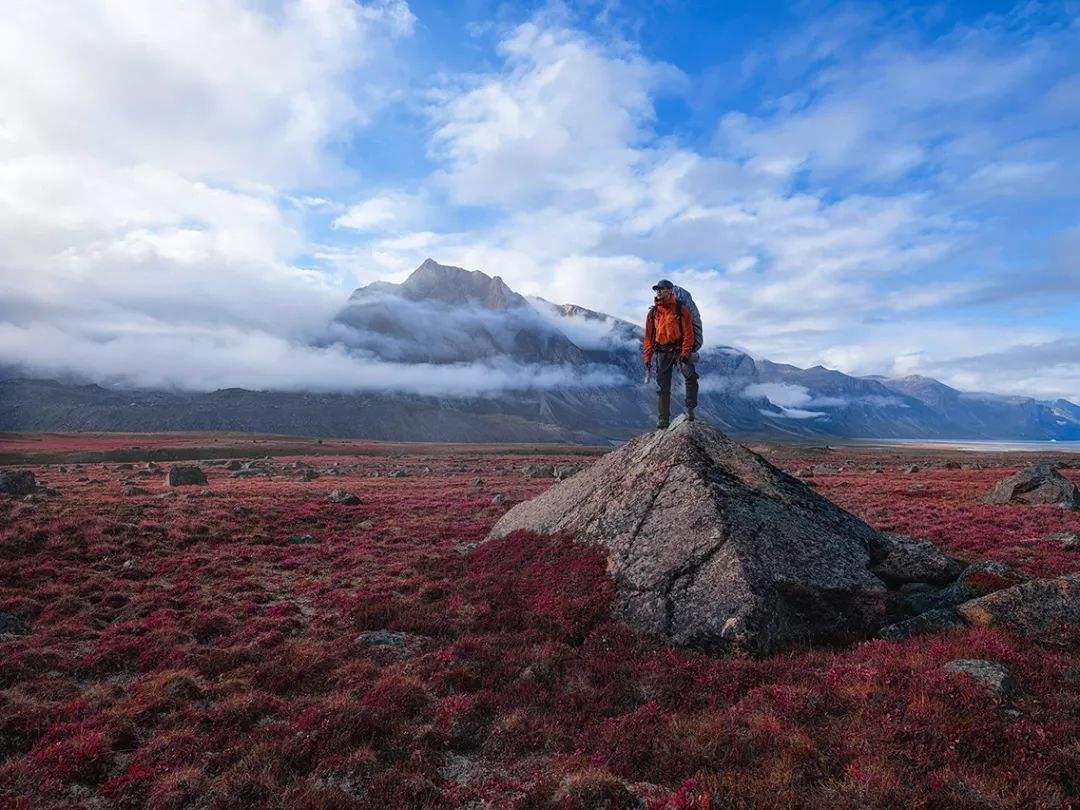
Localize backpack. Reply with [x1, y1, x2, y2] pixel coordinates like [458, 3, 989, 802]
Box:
[648, 287, 704, 353]
[672, 286, 703, 353]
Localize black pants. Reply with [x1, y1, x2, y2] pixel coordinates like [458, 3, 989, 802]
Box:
[654, 348, 698, 423]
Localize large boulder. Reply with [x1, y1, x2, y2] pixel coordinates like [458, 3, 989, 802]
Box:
[485, 419, 890, 654]
[982, 463, 1080, 509]
[0, 470, 37, 497]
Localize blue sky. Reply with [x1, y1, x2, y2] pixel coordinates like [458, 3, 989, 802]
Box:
[1, 0, 1077, 399]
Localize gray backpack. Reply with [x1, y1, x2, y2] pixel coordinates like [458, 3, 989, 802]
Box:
[672, 285, 703, 353]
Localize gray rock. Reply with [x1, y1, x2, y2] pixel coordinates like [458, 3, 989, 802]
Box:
[389, 470, 407, 478]
[878, 608, 966, 640]
[982, 463, 1080, 509]
[357, 520, 373, 531]
[870, 533, 963, 586]
[1046, 531, 1078, 550]
[327, 489, 361, 505]
[943, 659, 1018, 696]
[554, 464, 583, 480]
[0, 612, 29, 635]
[225, 460, 243, 471]
[123, 486, 149, 496]
[354, 629, 424, 648]
[902, 560, 1025, 615]
[491, 493, 509, 507]
[0, 470, 37, 497]
[957, 574, 1079, 645]
[521, 463, 555, 479]
[485, 420, 889, 654]
[287, 534, 318, 545]
[166, 465, 208, 487]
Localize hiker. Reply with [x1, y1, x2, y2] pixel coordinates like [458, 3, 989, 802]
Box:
[643, 279, 699, 429]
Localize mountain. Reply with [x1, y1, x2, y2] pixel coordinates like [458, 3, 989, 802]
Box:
[2, 259, 1078, 443]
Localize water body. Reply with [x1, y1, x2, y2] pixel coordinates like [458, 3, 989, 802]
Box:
[851, 439, 1080, 454]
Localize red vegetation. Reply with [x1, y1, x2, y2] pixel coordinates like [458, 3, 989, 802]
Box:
[0, 442, 1077, 807]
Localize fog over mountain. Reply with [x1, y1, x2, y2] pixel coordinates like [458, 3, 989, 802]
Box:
[3, 259, 1078, 444]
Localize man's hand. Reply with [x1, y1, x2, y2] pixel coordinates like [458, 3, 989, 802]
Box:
[644, 364, 652, 384]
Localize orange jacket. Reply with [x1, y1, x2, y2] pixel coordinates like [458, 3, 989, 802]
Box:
[643, 299, 694, 364]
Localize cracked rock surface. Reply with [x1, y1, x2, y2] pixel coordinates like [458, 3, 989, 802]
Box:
[485, 419, 890, 654]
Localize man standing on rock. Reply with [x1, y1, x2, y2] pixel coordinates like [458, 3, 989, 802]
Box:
[644, 279, 699, 429]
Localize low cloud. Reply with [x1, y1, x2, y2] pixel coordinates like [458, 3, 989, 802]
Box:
[0, 322, 628, 397]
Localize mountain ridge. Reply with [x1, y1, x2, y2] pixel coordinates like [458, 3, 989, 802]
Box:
[2, 259, 1077, 443]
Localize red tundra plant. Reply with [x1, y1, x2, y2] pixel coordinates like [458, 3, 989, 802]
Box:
[0, 443, 1076, 808]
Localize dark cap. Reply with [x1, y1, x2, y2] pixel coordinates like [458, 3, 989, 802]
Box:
[651, 279, 674, 290]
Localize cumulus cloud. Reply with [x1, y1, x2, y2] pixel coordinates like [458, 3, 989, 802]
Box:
[0, 0, 424, 390]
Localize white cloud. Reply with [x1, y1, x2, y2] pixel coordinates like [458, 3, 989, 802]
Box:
[333, 191, 425, 232]
[0, 0, 415, 373]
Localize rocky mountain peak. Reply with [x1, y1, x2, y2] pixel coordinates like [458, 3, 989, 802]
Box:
[399, 258, 527, 310]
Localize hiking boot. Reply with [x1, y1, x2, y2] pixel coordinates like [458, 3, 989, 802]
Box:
[656, 419, 669, 430]
[685, 407, 695, 422]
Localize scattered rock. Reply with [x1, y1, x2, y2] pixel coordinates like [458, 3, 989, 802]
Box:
[470, 477, 484, 488]
[389, 470, 407, 478]
[327, 490, 361, 505]
[943, 659, 1018, 696]
[156, 491, 178, 500]
[904, 464, 920, 474]
[123, 486, 149, 496]
[225, 460, 243, 471]
[956, 574, 1079, 645]
[287, 534, 318, 545]
[354, 629, 425, 648]
[942, 460, 961, 470]
[554, 464, 583, 480]
[902, 560, 1025, 615]
[0, 470, 37, 497]
[166, 465, 208, 487]
[486, 420, 890, 654]
[230, 469, 267, 478]
[357, 520, 373, 531]
[115, 463, 134, 470]
[491, 493, 510, 507]
[870, 533, 963, 586]
[1046, 531, 1078, 550]
[813, 464, 838, 475]
[0, 612, 29, 635]
[521, 463, 555, 479]
[878, 608, 966, 641]
[982, 463, 1080, 509]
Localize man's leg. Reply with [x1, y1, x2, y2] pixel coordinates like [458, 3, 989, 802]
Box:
[655, 351, 674, 427]
[679, 356, 699, 418]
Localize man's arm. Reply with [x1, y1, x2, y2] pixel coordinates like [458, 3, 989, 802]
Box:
[679, 304, 694, 358]
[643, 308, 655, 366]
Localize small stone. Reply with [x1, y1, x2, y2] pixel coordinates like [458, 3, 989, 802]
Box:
[389, 470, 407, 478]
[491, 493, 509, 506]
[225, 460, 243, 471]
[287, 534, 318, 545]
[0, 470, 37, 497]
[943, 659, 1017, 696]
[327, 490, 361, 505]
[1046, 531, 1078, 550]
[354, 629, 425, 649]
[357, 520, 373, 531]
[167, 465, 208, 487]
[554, 464, 583, 480]
[0, 612, 29, 636]
[123, 486, 149, 496]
